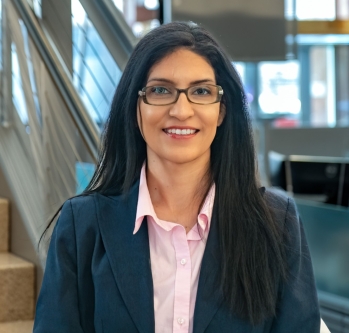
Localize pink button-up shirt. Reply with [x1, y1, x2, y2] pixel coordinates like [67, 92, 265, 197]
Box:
[133, 165, 215, 333]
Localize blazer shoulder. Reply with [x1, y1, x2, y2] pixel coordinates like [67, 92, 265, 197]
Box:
[263, 187, 300, 228]
[60, 194, 101, 228]
[63, 192, 129, 224]
[65, 192, 117, 211]
[264, 187, 289, 208]
[66, 192, 98, 206]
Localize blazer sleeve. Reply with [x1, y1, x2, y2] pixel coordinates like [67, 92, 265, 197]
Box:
[33, 200, 85, 333]
[270, 197, 320, 333]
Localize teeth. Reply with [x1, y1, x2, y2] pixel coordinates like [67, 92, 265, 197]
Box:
[165, 128, 196, 135]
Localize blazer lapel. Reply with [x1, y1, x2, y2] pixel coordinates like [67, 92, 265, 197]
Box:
[193, 211, 224, 333]
[95, 182, 155, 333]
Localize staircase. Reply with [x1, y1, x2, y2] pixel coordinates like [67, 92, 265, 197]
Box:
[0, 198, 35, 332]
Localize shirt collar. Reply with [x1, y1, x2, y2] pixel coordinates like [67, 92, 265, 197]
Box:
[134, 164, 155, 234]
[134, 163, 215, 235]
[198, 184, 215, 230]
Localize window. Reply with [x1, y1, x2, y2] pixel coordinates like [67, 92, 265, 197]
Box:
[309, 46, 336, 127]
[296, 0, 336, 20]
[258, 61, 300, 117]
[111, 0, 160, 37]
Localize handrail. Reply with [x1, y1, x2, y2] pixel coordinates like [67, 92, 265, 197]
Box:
[11, 0, 99, 161]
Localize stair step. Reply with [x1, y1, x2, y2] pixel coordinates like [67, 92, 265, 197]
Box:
[0, 253, 35, 322]
[0, 320, 34, 333]
[0, 198, 9, 252]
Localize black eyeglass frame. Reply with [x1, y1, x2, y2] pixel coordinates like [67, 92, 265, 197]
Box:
[138, 84, 224, 106]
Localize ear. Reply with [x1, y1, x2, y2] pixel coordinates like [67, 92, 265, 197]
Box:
[217, 103, 226, 126]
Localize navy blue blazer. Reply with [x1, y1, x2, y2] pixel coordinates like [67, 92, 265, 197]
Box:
[33, 183, 320, 333]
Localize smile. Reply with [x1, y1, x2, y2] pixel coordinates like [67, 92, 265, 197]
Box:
[163, 128, 199, 135]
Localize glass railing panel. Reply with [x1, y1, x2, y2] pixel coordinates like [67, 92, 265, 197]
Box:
[84, 20, 121, 89]
[10, 17, 42, 130]
[32, 0, 42, 18]
[72, 0, 122, 127]
[19, 20, 42, 126]
[11, 43, 29, 125]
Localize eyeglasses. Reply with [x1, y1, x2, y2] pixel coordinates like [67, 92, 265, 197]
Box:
[138, 84, 224, 106]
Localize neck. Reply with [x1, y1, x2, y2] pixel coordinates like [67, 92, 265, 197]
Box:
[146, 154, 211, 224]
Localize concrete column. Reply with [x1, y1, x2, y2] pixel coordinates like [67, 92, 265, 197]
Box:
[41, 0, 72, 73]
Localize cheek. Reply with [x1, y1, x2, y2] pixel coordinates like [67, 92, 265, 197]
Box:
[203, 107, 222, 131]
[138, 104, 165, 140]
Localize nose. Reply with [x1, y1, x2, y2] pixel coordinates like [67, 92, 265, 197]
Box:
[168, 91, 194, 120]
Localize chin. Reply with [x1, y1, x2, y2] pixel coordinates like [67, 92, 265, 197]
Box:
[162, 151, 208, 165]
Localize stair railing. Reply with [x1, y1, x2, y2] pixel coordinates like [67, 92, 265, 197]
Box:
[0, 0, 99, 264]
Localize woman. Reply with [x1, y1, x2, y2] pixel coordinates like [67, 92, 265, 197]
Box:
[34, 22, 320, 332]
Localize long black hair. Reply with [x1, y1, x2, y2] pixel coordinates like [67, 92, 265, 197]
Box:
[42, 22, 287, 326]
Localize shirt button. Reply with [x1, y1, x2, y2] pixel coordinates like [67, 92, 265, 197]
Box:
[177, 317, 185, 325]
[180, 258, 187, 265]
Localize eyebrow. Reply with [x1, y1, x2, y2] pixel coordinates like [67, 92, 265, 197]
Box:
[146, 78, 215, 85]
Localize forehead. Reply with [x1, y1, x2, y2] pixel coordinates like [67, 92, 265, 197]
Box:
[147, 49, 216, 83]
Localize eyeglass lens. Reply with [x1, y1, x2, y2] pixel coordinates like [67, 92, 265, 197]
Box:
[145, 85, 220, 105]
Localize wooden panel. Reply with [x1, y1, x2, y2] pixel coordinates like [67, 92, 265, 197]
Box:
[298, 20, 349, 34]
[0, 199, 9, 252]
[0, 253, 35, 322]
[0, 320, 33, 333]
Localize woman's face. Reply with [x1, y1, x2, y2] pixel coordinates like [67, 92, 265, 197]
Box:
[137, 48, 225, 167]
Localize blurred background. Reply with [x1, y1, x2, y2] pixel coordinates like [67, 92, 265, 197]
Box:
[0, 0, 348, 332]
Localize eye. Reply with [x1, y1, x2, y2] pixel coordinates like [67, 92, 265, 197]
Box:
[192, 86, 212, 95]
[150, 86, 171, 94]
